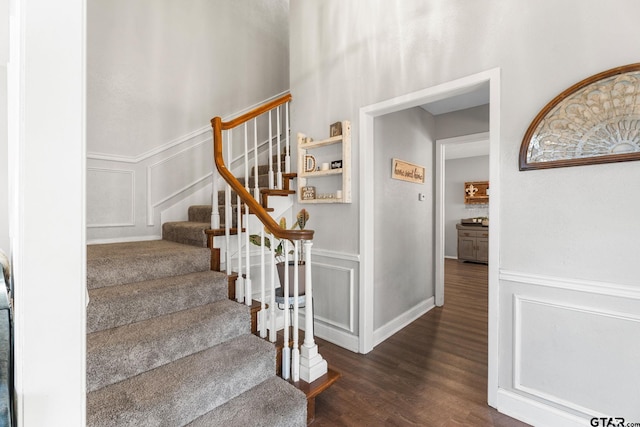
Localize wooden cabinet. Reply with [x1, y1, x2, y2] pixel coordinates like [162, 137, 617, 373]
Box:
[456, 224, 488, 264]
[297, 121, 351, 204]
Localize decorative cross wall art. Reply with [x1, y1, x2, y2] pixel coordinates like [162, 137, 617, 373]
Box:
[519, 63, 640, 171]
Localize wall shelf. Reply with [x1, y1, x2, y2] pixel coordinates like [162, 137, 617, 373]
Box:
[464, 181, 489, 205]
[297, 121, 351, 204]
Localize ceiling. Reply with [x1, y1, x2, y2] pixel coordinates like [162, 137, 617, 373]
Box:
[420, 81, 490, 115]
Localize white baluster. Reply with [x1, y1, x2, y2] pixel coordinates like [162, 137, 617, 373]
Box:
[243, 123, 252, 306]
[253, 118, 259, 200]
[285, 102, 291, 174]
[236, 193, 243, 303]
[269, 243, 277, 343]
[259, 225, 266, 338]
[291, 240, 300, 382]
[299, 240, 327, 383]
[276, 106, 282, 189]
[225, 131, 232, 275]
[268, 110, 274, 189]
[282, 239, 291, 379]
[244, 123, 249, 193]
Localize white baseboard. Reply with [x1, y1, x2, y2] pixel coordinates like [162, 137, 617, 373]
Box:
[313, 320, 359, 353]
[497, 389, 589, 427]
[444, 255, 458, 260]
[87, 235, 162, 245]
[373, 297, 435, 347]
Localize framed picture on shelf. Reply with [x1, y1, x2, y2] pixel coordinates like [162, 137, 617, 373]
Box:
[301, 186, 316, 200]
[330, 122, 342, 137]
[331, 160, 342, 169]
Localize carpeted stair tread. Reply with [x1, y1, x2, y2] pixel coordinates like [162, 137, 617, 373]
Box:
[87, 299, 249, 392]
[87, 270, 228, 333]
[162, 221, 210, 248]
[87, 333, 276, 427]
[87, 240, 211, 289]
[188, 205, 213, 223]
[187, 205, 239, 226]
[186, 376, 307, 427]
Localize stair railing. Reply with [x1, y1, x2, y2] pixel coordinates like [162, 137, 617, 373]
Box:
[211, 93, 327, 383]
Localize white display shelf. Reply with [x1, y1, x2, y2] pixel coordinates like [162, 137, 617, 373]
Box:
[297, 121, 351, 204]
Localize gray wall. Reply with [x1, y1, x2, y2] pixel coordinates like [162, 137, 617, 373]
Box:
[373, 108, 434, 329]
[444, 156, 489, 258]
[435, 104, 489, 140]
[290, 0, 640, 422]
[87, 0, 290, 241]
[87, 0, 289, 157]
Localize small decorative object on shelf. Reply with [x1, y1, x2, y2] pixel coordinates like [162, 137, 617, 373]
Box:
[297, 120, 351, 204]
[301, 186, 316, 200]
[464, 181, 489, 204]
[330, 121, 342, 137]
[304, 155, 316, 172]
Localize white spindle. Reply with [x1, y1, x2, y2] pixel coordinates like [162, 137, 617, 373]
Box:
[268, 110, 274, 189]
[244, 123, 249, 193]
[282, 239, 291, 379]
[276, 106, 282, 189]
[236, 192, 243, 303]
[291, 240, 300, 382]
[285, 102, 291, 174]
[299, 240, 328, 383]
[253, 118, 259, 200]
[269, 243, 277, 342]
[225, 131, 232, 275]
[243, 123, 252, 306]
[259, 226, 266, 338]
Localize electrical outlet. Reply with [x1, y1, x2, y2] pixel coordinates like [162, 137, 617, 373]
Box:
[418, 193, 426, 201]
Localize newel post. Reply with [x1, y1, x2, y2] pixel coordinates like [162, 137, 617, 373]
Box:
[299, 241, 327, 383]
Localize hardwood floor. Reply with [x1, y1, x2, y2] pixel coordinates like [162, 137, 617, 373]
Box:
[310, 259, 529, 426]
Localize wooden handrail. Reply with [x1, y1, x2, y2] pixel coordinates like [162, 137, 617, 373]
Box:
[221, 93, 292, 130]
[211, 94, 314, 241]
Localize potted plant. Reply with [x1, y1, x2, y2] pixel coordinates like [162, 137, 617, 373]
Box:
[249, 209, 310, 296]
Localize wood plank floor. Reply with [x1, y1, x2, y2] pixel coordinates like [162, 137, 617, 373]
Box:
[310, 259, 530, 426]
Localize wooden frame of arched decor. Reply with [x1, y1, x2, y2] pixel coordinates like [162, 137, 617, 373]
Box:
[519, 63, 640, 171]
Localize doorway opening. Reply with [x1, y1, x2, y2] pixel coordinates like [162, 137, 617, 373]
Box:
[435, 131, 490, 307]
[359, 68, 501, 407]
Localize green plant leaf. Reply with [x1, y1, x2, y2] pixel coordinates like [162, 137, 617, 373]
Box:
[249, 234, 271, 250]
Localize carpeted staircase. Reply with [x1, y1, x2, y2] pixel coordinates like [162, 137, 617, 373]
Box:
[161, 163, 282, 248]
[86, 238, 307, 426]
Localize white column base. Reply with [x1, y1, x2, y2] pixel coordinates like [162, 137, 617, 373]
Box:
[211, 212, 220, 229]
[299, 343, 328, 383]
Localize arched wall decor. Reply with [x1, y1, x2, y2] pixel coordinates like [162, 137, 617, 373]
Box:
[520, 63, 640, 171]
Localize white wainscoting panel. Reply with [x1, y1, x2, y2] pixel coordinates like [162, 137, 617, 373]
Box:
[500, 270, 640, 423]
[311, 262, 354, 333]
[147, 139, 211, 225]
[301, 250, 360, 352]
[87, 168, 135, 227]
[514, 295, 640, 418]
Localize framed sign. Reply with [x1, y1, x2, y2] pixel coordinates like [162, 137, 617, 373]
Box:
[391, 158, 425, 184]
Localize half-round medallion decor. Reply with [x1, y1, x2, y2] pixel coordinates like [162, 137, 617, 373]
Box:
[520, 63, 640, 170]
